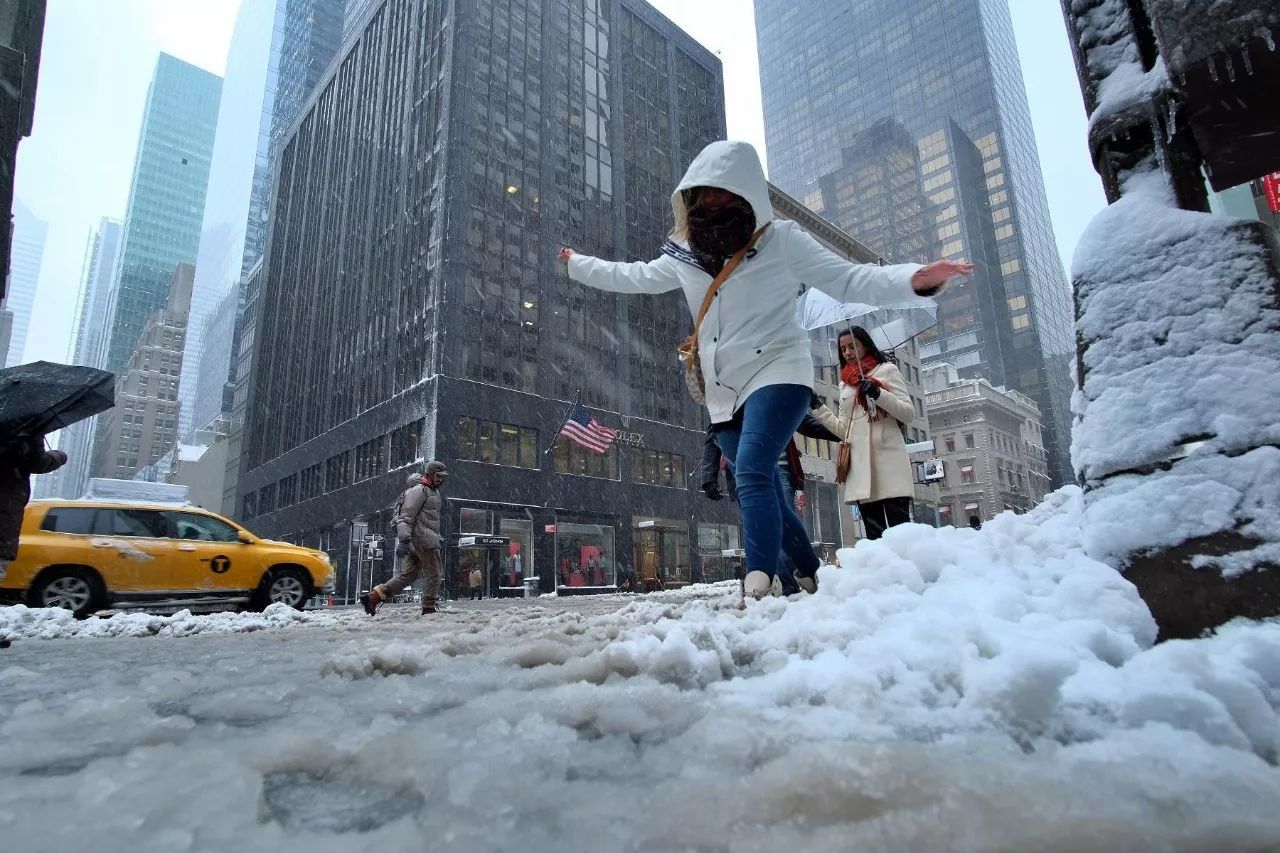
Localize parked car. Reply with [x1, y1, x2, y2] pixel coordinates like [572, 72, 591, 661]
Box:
[0, 500, 335, 618]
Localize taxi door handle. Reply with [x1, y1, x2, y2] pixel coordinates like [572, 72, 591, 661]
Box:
[178, 544, 197, 551]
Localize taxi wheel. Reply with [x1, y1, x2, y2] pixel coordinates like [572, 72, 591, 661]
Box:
[260, 567, 311, 611]
[32, 568, 104, 619]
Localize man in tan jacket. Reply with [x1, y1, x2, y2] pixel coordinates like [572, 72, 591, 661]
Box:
[468, 566, 483, 600]
[361, 460, 447, 615]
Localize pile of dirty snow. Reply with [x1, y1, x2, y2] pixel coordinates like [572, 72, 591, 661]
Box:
[0, 602, 370, 641]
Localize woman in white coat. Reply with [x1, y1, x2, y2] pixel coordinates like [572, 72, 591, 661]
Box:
[812, 326, 917, 540]
[556, 141, 969, 598]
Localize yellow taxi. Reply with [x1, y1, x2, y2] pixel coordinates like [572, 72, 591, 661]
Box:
[0, 499, 335, 618]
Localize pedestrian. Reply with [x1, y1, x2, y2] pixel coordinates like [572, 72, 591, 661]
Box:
[469, 565, 483, 600]
[701, 413, 842, 595]
[360, 461, 447, 616]
[969, 515, 982, 531]
[1, 437, 66, 583]
[558, 140, 969, 599]
[0, 436, 66, 647]
[700, 426, 738, 503]
[812, 326, 917, 543]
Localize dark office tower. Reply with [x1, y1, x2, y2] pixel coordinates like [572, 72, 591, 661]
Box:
[100, 54, 220, 377]
[756, 0, 1076, 486]
[238, 0, 737, 599]
[182, 0, 346, 440]
[810, 119, 934, 265]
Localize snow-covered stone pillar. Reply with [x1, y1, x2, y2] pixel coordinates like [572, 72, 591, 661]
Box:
[1061, 0, 1280, 640]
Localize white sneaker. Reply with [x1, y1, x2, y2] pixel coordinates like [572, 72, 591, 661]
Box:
[743, 571, 772, 600]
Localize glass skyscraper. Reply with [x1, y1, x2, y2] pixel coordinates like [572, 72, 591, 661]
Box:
[52, 217, 122, 498]
[237, 0, 736, 599]
[100, 53, 221, 377]
[755, 0, 1075, 486]
[181, 0, 346, 438]
[2, 199, 46, 366]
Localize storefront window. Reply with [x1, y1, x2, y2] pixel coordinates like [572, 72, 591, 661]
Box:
[555, 521, 615, 588]
[553, 436, 620, 479]
[459, 507, 492, 534]
[633, 517, 690, 588]
[499, 517, 533, 590]
[477, 420, 497, 463]
[696, 522, 740, 584]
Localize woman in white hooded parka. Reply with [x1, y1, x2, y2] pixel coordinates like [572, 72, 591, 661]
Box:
[557, 141, 970, 599]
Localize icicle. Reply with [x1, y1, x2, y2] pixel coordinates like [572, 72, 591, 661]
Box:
[1263, 28, 1275, 52]
[1225, 55, 1236, 83]
[1167, 100, 1178, 141]
[1207, 55, 1219, 83]
[1242, 45, 1254, 76]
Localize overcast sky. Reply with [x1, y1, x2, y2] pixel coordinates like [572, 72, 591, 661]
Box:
[15, 0, 1105, 367]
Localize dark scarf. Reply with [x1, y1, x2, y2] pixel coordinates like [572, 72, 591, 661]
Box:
[687, 198, 756, 276]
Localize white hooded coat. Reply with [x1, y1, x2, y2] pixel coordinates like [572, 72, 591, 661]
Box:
[565, 140, 924, 423]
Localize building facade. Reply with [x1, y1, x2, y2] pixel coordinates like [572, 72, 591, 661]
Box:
[222, 259, 263, 517]
[922, 362, 1049, 526]
[99, 54, 220, 377]
[93, 264, 193, 481]
[1, 0, 45, 304]
[238, 0, 743, 599]
[51, 217, 123, 499]
[181, 0, 347, 439]
[1, 198, 45, 366]
[755, 0, 1076, 487]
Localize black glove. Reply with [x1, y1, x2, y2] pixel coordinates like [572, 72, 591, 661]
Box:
[859, 379, 881, 400]
[702, 485, 724, 501]
[809, 392, 823, 410]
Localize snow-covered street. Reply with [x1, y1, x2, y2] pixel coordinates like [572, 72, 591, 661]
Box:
[2, 487, 1278, 852]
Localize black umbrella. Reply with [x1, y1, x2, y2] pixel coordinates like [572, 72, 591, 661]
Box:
[0, 361, 116, 443]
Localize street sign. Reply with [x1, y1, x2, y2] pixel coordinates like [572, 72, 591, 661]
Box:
[458, 535, 509, 547]
[915, 458, 945, 483]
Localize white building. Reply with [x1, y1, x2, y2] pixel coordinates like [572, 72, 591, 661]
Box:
[923, 363, 1051, 526]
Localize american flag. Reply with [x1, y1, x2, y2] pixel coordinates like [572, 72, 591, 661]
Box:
[560, 403, 617, 454]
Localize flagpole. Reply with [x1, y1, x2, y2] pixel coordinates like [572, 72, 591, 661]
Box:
[543, 388, 583, 457]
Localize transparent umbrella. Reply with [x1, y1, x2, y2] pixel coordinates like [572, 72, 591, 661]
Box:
[796, 288, 938, 415]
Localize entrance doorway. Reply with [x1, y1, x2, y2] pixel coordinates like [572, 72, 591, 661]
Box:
[455, 535, 511, 598]
[632, 517, 690, 590]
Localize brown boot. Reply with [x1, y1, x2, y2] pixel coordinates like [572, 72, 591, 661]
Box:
[421, 601, 437, 615]
[360, 588, 382, 616]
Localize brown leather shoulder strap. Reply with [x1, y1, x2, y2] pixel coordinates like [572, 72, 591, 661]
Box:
[690, 223, 769, 335]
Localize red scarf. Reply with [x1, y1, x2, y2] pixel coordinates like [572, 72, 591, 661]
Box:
[841, 356, 887, 413]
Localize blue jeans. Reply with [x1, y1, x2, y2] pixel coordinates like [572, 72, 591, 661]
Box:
[713, 384, 821, 580]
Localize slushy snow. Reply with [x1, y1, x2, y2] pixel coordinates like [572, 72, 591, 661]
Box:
[2, 487, 1279, 850]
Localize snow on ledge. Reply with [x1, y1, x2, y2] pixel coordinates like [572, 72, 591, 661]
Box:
[1071, 167, 1280, 572]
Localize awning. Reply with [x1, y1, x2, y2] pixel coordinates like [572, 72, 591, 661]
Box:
[960, 465, 974, 473]
[964, 503, 979, 511]
[457, 535, 510, 548]
[938, 505, 952, 514]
